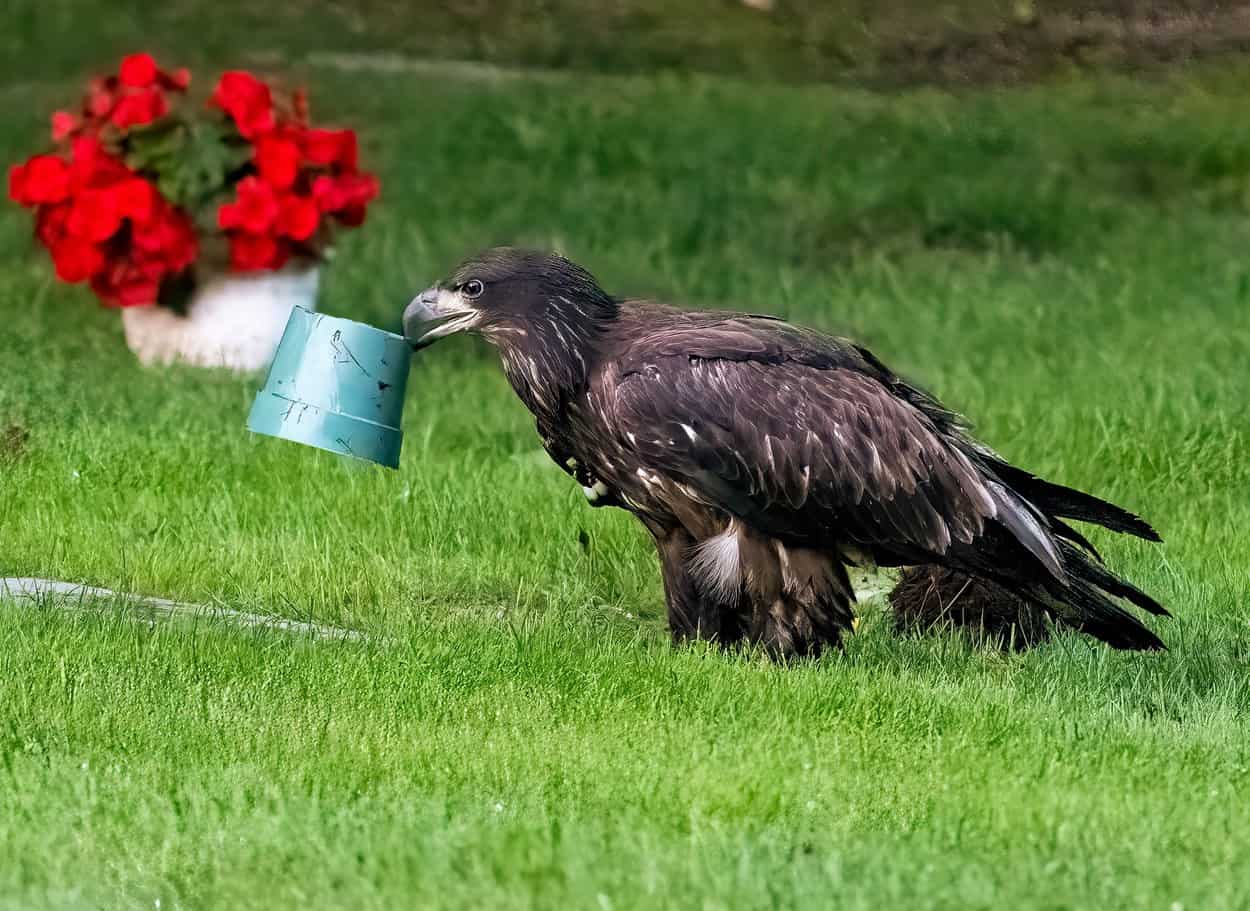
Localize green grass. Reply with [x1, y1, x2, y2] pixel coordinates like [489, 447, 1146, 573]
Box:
[3, 43, 1250, 910]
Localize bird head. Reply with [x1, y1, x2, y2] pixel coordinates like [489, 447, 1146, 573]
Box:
[403, 247, 617, 350]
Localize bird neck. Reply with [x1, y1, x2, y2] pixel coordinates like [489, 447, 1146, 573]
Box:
[493, 305, 614, 424]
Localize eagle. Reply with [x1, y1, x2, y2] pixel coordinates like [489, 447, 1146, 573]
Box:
[404, 248, 1166, 657]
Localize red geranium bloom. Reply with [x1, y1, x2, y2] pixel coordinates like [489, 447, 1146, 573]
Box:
[8, 155, 72, 206]
[255, 133, 302, 190]
[86, 77, 118, 119]
[35, 202, 72, 247]
[229, 232, 289, 271]
[110, 88, 169, 130]
[64, 178, 155, 243]
[166, 221, 198, 270]
[218, 176, 280, 233]
[312, 172, 379, 214]
[210, 71, 275, 139]
[50, 237, 106, 283]
[114, 53, 188, 102]
[9, 56, 378, 305]
[278, 193, 319, 241]
[68, 136, 131, 189]
[66, 188, 122, 242]
[119, 53, 158, 88]
[90, 262, 162, 307]
[133, 201, 198, 270]
[51, 111, 79, 142]
[115, 178, 155, 223]
[301, 129, 358, 171]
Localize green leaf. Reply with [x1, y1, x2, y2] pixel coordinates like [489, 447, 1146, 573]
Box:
[124, 120, 188, 174]
[128, 119, 255, 215]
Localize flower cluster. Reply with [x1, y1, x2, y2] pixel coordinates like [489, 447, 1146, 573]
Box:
[7, 54, 379, 308]
[9, 57, 198, 308]
[212, 71, 379, 271]
[54, 52, 191, 140]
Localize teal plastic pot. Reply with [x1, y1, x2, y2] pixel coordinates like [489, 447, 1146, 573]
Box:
[247, 307, 412, 468]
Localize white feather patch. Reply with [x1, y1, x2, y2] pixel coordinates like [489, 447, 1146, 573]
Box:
[582, 480, 611, 503]
[687, 521, 742, 602]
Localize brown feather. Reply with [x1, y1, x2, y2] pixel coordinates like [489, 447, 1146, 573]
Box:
[424, 249, 1166, 657]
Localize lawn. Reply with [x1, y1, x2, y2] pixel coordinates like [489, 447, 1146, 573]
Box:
[2, 25, 1250, 911]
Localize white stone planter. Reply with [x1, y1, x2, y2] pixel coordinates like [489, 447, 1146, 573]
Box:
[121, 267, 320, 371]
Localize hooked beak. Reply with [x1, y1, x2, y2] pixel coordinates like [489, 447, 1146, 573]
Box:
[403, 285, 479, 349]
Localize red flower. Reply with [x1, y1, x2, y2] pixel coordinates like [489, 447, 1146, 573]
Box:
[68, 136, 130, 189]
[110, 88, 168, 130]
[312, 172, 379, 214]
[255, 134, 302, 190]
[278, 193, 319, 241]
[90, 264, 161, 308]
[119, 53, 158, 88]
[86, 78, 118, 119]
[63, 178, 152, 243]
[82, 56, 187, 135]
[8, 56, 381, 305]
[133, 201, 197, 271]
[79, 198, 199, 307]
[51, 111, 79, 142]
[8, 155, 72, 206]
[218, 176, 280, 233]
[166, 223, 198, 270]
[35, 202, 71, 247]
[50, 237, 105, 283]
[118, 178, 155, 222]
[301, 129, 358, 171]
[210, 71, 275, 139]
[67, 188, 122, 242]
[229, 233, 289, 271]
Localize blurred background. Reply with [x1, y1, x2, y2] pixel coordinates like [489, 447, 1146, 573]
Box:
[8, 0, 1250, 86]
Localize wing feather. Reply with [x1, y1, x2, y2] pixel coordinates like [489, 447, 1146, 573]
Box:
[607, 336, 1058, 574]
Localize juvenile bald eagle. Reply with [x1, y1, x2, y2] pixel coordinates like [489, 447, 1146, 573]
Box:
[404, 248, 1166, 657]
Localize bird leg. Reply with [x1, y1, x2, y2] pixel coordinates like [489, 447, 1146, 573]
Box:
[742, 539, 857, 659]
[656, 524, 855, 659]
[653, 526, 747, 647]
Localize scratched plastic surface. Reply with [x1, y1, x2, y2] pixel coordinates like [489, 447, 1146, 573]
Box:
[247, 307, 412, 468]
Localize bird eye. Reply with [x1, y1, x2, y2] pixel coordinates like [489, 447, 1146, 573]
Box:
[462, 279, 484, 299]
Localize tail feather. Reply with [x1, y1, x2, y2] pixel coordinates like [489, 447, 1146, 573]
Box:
[1032, 541, 1167, 650]
[1040, 579, 1166, 651]
[989, 461, 1162, 542]
[1060, 541, 1169, 617]
[936, 449, 1167, 650]
[1051, 518, 1102, 561]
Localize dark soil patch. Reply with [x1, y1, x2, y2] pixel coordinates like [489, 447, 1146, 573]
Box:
[869, 5, 1250, 87]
